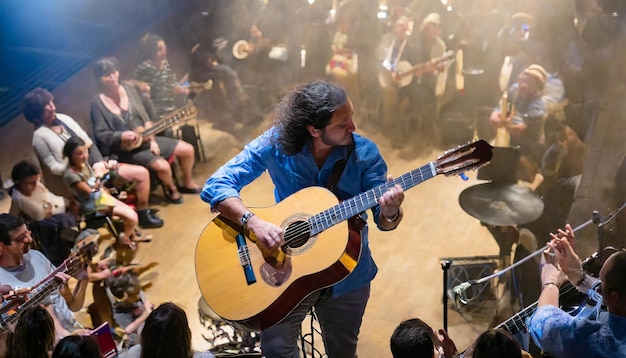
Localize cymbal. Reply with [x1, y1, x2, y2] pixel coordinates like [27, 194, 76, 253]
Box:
[459, 183, 544, 226]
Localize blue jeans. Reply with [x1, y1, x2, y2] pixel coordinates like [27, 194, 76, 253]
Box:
[260, 284, 371, 358]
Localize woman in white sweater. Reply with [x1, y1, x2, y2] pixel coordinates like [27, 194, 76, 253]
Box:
[22, 87, 163, 228]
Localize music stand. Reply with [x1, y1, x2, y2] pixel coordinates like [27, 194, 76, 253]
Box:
[477, 146, 520, 184]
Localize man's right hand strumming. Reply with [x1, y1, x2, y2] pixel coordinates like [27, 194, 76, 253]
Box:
[246, 215, 284, 251]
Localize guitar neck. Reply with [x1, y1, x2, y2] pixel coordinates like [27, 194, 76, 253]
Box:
[495, 281, 577, 335]
[309, 162, 436, 235]
[1, 262, 71, 330]
[141, 103, 197, 138]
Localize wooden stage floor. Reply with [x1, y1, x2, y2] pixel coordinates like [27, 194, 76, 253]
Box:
[1, 112, 511, 356]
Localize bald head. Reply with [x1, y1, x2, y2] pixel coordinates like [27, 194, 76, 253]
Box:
[600, 250, 626, 315]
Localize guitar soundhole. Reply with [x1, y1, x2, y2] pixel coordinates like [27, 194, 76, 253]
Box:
[284, 220, 311, 249]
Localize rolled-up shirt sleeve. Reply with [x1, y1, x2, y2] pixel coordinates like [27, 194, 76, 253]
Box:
[201, 130, 273, 210]
[528, 305, 575, 355]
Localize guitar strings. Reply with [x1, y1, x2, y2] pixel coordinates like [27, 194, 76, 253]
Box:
[280, 166, 433, 247]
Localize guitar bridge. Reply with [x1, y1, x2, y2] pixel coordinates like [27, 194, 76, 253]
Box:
[235, 234, 256, 285]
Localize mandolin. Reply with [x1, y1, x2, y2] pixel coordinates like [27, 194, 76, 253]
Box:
[120, 102, 198, 151]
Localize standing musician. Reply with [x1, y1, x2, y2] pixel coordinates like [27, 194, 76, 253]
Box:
[201, 80, 405, 357]
[0, 214, 88, 338]
[528, 224, 626, 357]
[413, 13, 449, 146]
[376, 15, 419, 142]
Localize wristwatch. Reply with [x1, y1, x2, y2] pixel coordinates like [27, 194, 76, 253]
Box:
[241, 211, 255, 228]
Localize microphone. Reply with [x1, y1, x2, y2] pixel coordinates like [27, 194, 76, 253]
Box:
[452, 281, 472, 296]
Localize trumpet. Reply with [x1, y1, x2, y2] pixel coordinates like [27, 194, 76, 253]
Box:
[232, 40, 251, 60]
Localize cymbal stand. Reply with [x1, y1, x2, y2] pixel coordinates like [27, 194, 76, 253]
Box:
[441, 259, 452, 332]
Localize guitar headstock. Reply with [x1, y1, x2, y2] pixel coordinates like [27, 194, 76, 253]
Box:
[66, 239, 99, 276]
[434, 140, 493, 177]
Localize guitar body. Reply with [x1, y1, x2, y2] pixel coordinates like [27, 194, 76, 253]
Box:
[195, 187, 362, 331]
[378, 50, 454, 89]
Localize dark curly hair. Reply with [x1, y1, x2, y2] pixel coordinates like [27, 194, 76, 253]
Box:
[21, 87, 54, 125]
[390, 318, 435, 358]
[273, 80, 348, 155]
[0, 213, 25, 245]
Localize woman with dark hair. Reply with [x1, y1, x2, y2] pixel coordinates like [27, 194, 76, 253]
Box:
[466, 329, 525, 358]
[134, 34, 189, 116]
[63, 136, 149, 249]
[9, 306, 55, 358]
[120, 302, 214, 358]
[52, 335, 103, 358]
[90, 57, 201, 204]
[9, 160, 72, 221]
[21, 87, 163, 228]
[9, 160, 77, 265]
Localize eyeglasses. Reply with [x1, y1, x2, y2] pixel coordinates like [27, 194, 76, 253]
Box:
[10, 229, 32, 243]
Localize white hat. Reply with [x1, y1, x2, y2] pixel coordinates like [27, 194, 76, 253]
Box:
[421, 13, 440, 26]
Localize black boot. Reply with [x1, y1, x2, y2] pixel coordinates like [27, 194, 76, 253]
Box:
[137, 209, 164, 229]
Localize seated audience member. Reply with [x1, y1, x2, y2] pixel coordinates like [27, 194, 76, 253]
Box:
[22, 87, 163, 228]
[9, 305, 55, 358]
[107, 269, 153, 341]
[528, 224, 626, 357]
[465, 329, 524, 358]
[120, 302, 215, 358]
[52, 334, 104, 358]
[9, 160, 74, 221]
[63, 136, 149, 249]
[188, 42, 248, 117]
[489, 64, 549, 186]
[0, 214, 88, 338]
[90, 57, 201, 204]
[9, 160, 77, 265]
[390, 318, 458, 358]
[133, 34, 189, 117]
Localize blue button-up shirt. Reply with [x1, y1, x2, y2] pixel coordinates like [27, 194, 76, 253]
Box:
[201, 128, 390, 296]
[528, 304, 626, 358]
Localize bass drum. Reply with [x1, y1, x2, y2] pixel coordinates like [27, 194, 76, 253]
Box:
[198, 297, 261, 357]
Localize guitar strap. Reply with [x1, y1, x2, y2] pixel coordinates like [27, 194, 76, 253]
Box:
[326, 140, 355, 198]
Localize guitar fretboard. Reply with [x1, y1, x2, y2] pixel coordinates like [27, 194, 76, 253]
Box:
[495, 281, 577, 335]
[308, 162, 436, 235]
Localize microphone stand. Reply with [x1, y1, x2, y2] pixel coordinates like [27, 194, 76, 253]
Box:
[441, 259, 452, 332]
[453, 218, 595, 304]
[452, 201, 626, 304]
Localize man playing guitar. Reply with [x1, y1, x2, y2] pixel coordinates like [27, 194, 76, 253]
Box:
[200, 80, 405, 357]
[528, 224, 626, 357]
[0, 214, 89, 341]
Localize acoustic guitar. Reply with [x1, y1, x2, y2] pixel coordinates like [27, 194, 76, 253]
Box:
[0, 236, 98, 332]
[195, 140, 493, 331]
[120, 102, 198, 151]
[378, 50, 455, 89]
